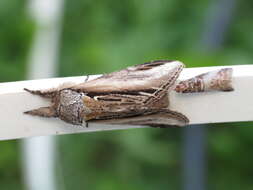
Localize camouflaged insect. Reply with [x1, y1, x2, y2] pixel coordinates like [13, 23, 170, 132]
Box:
[24, 60, 189, 127]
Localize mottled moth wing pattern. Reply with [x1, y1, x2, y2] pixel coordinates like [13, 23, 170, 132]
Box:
[175, 68, 233, 93]
[24, 60, 189, 127]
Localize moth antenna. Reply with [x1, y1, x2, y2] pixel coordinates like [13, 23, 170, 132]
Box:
[24, 106, 57, 118]
[175, 68, 234, 93]
[24, 88, 56, 98]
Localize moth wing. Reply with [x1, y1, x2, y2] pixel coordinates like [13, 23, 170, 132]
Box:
[88, 108, 189, 127]
[70, 60, 184, 94]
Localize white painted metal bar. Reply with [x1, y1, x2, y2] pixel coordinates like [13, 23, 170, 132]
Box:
[0, 65, 252, 140]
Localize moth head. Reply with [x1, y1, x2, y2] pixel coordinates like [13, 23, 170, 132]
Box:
[56, 89, 91, 125]
[24, 88, 89, 125]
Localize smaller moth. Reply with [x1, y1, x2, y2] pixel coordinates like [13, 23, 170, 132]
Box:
[175, 68, 234, 93]
[24, 60, 189, 127]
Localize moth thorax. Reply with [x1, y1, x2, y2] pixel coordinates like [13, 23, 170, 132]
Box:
[57, 89, 85, 125]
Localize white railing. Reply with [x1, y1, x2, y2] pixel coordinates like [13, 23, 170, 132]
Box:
[0, 64, 252, 140]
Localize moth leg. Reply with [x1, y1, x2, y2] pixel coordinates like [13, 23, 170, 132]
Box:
[24, 88, 57, 98]
[24, 106, 57, 118]
[84, 75, 90, 82]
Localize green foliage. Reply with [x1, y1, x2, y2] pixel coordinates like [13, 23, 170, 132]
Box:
[57, 128, 183, 190]
[0, 0, 34, 82]
[0, 0, 253, 189]
[0, 0, 33, 189]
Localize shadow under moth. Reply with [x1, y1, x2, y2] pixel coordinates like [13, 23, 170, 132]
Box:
[24, 60, 233, 127]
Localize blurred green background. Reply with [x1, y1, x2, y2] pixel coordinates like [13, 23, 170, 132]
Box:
[0, 0, 253, 189]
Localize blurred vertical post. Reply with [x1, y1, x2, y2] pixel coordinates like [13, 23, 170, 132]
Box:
[21, 0, 64, 190]
[182, 0, 236, 190]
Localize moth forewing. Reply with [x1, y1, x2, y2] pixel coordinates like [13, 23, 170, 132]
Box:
[89, 109, 189, 127]
[70, 60, 185, 94]
[81, 60, 187, 126]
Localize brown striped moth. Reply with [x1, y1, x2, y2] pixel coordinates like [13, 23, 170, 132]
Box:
[175, 68, 233, 93]
[24, 60, 189, 127]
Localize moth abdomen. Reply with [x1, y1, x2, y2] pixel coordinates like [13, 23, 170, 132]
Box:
[175, 68, 233, 93]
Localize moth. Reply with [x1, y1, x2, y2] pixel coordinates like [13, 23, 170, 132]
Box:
[24, 60, 189, 127]
[175, 68, 234, 93]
